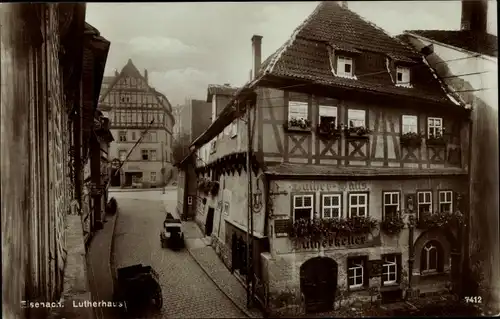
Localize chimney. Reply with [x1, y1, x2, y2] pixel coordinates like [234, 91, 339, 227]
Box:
[461, 0, 488, 32]
[144, 69, 148, 83]
[251, 35, 263, 79]
[336, 1, 348, 9]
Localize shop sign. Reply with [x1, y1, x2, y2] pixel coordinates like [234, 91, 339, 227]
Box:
[291, 181, 369, 192]
[295, 233, 380, 251]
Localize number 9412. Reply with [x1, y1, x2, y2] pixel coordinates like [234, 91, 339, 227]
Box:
[464, 296, 482, 304]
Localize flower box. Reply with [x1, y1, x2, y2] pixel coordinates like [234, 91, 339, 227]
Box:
[417, 211, 464, 229]
[345, 126, 372, 139]
[210, 181, 220, 196]
[426, 132, 447, 146]
[288, 216, 378, 241]
[316, 122, 341, 139]
[400, 132, 424, 148]
[380, 213, 405, 235]
[284, 118, 311, 132]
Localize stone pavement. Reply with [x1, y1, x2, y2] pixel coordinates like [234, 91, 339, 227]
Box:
[189, 244, 264, 319]
[113, 198, 246, 318]
[162, 195, 263, 318]
[87, 212, 118, 319]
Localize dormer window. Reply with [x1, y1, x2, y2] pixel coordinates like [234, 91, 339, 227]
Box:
[396, 67, 411, 87]
[337, 56, 354, 78]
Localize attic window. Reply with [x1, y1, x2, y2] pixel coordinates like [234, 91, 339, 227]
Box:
[337, 56, 355, 79]
[396, 67, 412, 88]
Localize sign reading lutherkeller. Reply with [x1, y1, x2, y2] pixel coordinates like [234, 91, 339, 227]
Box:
[291, 181, 369, 192]
[293, 232, 381, 251]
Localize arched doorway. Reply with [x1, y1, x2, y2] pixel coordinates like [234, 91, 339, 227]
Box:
[300, 257, 338, 313]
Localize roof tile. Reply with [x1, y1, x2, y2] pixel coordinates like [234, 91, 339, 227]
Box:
[258, 1, 456, 105]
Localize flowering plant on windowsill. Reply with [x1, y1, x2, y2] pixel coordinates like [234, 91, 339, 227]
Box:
[197, 178, 212, 194]
[286, 117, 311, 131]
[380, 211, 405, 235]
[416, 210, 464, 229]
[400, 132, 425, 148]
[344, 125, 372, 138]
[288, 216, 378, 242]
[316, 121, 342, 138]
[209, 181, 220, 196]
[426, 129, 447, 146]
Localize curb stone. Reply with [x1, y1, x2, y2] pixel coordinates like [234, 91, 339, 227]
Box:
[187, 248, 262, 319]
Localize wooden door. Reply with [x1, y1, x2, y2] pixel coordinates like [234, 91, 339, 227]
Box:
[300, 257, 338, 313]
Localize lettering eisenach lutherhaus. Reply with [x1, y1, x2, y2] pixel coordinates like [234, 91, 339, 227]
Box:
[291, 181, 369, 192]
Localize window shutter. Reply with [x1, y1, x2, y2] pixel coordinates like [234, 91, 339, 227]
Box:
[396, 254, 402, 283]
[363, 256, 369, 287]
[453, 191, 463, 213]
[437, 244, 444, 273]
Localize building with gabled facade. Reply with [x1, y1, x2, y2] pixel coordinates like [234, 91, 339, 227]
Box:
[187, 1, 470, 314]
[98, 59, 175, 188]
[399, 0, 499, 310]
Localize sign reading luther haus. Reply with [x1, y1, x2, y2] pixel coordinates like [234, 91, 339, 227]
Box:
[294, 232, 381, 251]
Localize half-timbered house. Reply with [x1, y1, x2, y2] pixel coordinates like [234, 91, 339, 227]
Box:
[190, 1, 470, 314]
[98, 59, 176, 188]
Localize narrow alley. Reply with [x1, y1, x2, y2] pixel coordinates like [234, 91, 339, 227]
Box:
[111, 192, 246, 318]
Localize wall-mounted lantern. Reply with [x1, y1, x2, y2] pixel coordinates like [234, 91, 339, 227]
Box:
[252, 180, 263, 213]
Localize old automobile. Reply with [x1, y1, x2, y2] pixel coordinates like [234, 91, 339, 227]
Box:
[160, 213, 185, 250]
[114, 264, 162, 316]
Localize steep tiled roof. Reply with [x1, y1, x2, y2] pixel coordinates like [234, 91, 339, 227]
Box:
[265, 163, 467, 177]
[257, 1, 456, 105]
[206, 84, 240, 102]
[405, 30, 498, 58]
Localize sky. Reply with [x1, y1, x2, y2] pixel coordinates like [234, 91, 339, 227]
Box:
[86, 1, 497, 107]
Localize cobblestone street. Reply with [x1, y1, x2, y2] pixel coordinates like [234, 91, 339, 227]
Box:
[112, 191, 246, 318]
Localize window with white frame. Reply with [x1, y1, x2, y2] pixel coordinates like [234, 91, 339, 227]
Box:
[321, 194, 341, 219]
[121, 113, 127, 124]
[348, 257, 365, 289]
[402, 115, 418, 134]
[348, 193, 368, 217]
[348, 109, 366, 128]
[382, 255, 398, 285]
[417, 191, 432, 216]
[118, 150, 127, 162]
[288, 101, 308, 121]
[119, 131, 127, 142]
[150, 150, 157, 161]
[439, 191, 453, 213]
[150, 172, 157, 182]
[383, 192, 400, 219]
[337, 56, 354, 78]
[127, 112, 133, 123]
[427, 117, 443, 138]
[421, 241, 440, 274]
[396, 67, 411, 86]
[319, 105, 338, 127]
[292, 194, 314, 221]
[141, 149, 149, 160]
[231, 120, 238, 138]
